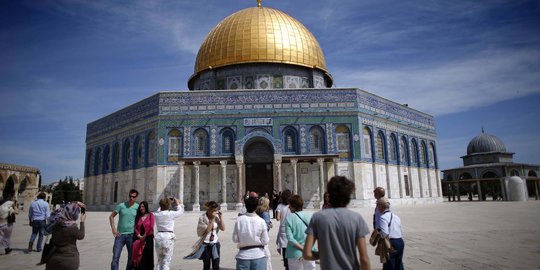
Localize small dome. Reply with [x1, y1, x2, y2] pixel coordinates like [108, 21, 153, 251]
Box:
[191, 6, 331, 82]
[466, 132, 507, 155]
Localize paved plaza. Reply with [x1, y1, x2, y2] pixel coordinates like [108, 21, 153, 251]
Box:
[1, 201, 539, 270]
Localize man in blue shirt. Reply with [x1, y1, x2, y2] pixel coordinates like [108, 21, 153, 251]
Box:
[28, 192, 50, 252]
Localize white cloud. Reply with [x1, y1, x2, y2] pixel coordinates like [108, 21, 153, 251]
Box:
[334, 48, 540, 115]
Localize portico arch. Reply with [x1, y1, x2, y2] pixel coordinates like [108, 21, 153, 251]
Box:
[243, 137, 275, 197]
[3, 175, 17, 198]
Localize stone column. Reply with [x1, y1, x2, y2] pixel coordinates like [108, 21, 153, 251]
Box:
[220, 160, 228, 210]
[193, 161, 201, 212]
[291, 159, 298, 194]
[333, 158, 339, 176]
[274, 159, 282, 192]
[476, 180, 483, 201]
[317, 158, 325, 208]
[235, 160, 244, 211]
[177, 161, 185, 202]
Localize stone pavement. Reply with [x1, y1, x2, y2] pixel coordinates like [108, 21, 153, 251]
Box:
[1, 201, 539, 270]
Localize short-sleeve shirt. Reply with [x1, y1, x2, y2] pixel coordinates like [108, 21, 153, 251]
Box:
[305, 207, 370, 270]
[114, 202, 139, 234]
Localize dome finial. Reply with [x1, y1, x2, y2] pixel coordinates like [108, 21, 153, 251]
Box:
[257, 0, 261, 7]
[481, 126, 485, 134]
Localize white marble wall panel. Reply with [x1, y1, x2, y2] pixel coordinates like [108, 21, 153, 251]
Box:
[360, 163, 375, 200]
[420, 168, 429, 197]
[387, 165, 400, 199]
[410, 168, 420, 198]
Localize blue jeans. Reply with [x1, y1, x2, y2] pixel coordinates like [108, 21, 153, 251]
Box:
[383, 238, 405, 270]
[111, 233, 134, 270]
[236, 257, 267, 270]
[29, 220, 46, 251]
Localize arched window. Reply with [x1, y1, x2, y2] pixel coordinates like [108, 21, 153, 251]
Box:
[336, 125, 351, 158]
[411, 139, 418, 164]
[376, 131, 385, 160]
[284, 127, 298, 153]
[510, 170, 520, 176]
[389, 134, 397, 161]
[194, 128, 209, 156]
[168, 129, 182, 156]
[529, 171, 538, 177]
[147, 131, 156, 165]
[420, 141, 427, 165]
[103, 145, 110, 173]
[135, 136, 144, 167]
[309, 126, 324, 153]
[86, 150, 93, 177]
[123, 140, 131, 170]
[363, 127, 372, 160]
[429, 143, 436, 167]
[113, 143, 120, 172]
[400, 136, 408, 164]
[94, 148, 102, 175]
[221, 129, 235, 154]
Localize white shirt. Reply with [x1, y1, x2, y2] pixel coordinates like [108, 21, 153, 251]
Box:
[232, 212, 269, 260]
[153, 205, 184, 232]
[276, 203, 291, 248]
[379, 211, 403, 239]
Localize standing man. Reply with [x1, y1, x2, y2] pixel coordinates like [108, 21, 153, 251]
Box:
[109, 189, 139, 270]
[232, 196, 269, 270]
[377, 197, 404, 270]
[28, 192, 50, 252]
[373, 187, 386, 229]
[303, 176, 371, 270]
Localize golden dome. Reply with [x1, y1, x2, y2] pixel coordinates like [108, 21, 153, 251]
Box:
[193, 6, 329, 76]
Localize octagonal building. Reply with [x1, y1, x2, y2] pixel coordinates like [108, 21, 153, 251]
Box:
[84, 4, 442, 211]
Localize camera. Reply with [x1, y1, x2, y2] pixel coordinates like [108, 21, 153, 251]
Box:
[81, 207, 86, 214]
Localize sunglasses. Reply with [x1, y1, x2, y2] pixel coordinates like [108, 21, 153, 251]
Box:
[129, 195, 137, 199]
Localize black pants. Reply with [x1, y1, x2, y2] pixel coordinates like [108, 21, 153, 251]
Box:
[201, 242, 220, 270]
[281, 248, 289, 269]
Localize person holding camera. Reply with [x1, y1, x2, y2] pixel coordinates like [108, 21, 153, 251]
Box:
[43, 201, 86, 270]
[184, 201, 225, 270]
[153, 196, 183, 270]
[0, 196, 18, 254]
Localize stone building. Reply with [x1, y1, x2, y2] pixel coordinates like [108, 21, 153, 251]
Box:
[0, 162, 41, 208]
[442, 130, 540, 201]
[84, 3, 442, 211]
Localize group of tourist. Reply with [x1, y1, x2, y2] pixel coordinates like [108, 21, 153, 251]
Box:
[0, 175, 406, 270]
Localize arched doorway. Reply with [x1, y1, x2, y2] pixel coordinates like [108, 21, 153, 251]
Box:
[482, 171, 500, 201]
[244, 140, 274, 197]
[3, 175, 16, 199]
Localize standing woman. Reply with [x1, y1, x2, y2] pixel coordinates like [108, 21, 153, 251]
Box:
[276, 189, 292, 270]
[44, 202, 86, 270]
[256, 197, 273, 270]
[285, 195, 315, 270]
[185, 201, 225, 270]
[153, 197, 184, 270]
[0, 196, 18, 254]
[132, 201, 154, 270]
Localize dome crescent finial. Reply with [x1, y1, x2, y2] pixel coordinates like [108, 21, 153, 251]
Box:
[257, 0, 261, 7]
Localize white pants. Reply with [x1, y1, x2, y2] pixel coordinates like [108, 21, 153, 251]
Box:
[287, 257, 316, 270]
[264, 245, 273, 270]
[155, 232, 175, 270]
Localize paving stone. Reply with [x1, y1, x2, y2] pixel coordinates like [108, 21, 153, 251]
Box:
[1, 201, 539, 269]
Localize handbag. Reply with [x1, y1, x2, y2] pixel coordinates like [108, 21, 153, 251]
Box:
[37, 236, 56, 265]
[7, 212, 16, 224]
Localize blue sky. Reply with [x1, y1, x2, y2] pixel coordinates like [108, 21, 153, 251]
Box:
[1, 0, 539, 184]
